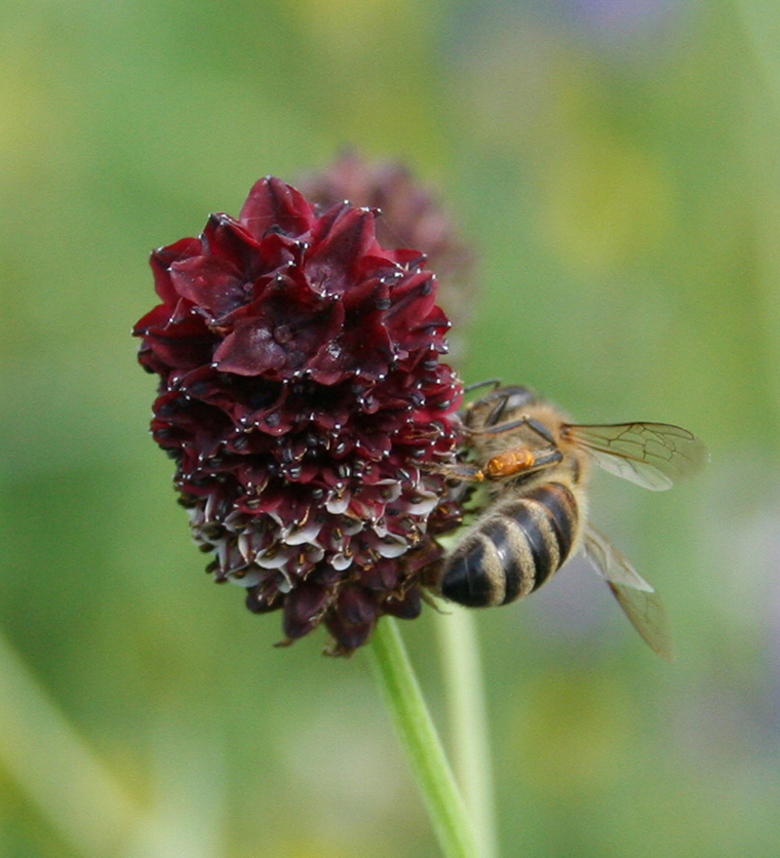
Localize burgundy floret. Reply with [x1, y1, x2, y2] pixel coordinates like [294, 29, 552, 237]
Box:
[134, 176, 465, 653]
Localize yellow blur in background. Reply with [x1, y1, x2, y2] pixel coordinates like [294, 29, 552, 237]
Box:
[2, 0, 780, 856]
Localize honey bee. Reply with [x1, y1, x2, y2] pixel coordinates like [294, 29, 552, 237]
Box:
[436, 383, 708, 659]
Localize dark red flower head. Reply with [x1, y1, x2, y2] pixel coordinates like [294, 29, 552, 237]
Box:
[134, 177, 465, 653]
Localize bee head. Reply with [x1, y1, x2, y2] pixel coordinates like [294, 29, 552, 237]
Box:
[463, 385, 537, 429]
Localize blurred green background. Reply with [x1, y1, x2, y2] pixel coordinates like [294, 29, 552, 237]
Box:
[2, 0, 779, 855]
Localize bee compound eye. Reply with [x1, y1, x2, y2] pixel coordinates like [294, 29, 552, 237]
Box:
[501, 387, 535, 412]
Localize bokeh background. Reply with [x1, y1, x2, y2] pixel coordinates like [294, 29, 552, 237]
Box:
[2, 0, 779, 856]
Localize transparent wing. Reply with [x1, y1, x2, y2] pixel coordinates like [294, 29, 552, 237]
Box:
[563, 422, 708, 491]
[582, 525, 674, 661]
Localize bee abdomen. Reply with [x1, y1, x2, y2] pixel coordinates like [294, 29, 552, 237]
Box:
[440, 482, 578, 608]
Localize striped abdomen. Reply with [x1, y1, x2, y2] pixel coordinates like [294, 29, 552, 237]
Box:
[440, 482, 579, 608]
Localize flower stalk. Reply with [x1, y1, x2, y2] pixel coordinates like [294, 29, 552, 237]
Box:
[367, 617, 481, 858]
[435, 604, 498, 858]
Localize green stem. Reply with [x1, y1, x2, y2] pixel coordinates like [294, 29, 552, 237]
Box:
[435, 604, 499, 858]
[367, 617, 481, 858]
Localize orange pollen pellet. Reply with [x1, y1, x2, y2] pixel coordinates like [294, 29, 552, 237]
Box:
[485, 448, 535, 478]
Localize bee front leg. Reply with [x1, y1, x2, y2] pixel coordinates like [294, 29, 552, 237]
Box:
[468, 415, 558, 447]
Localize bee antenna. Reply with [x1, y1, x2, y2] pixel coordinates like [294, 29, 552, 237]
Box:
[463, 378, 502, 394]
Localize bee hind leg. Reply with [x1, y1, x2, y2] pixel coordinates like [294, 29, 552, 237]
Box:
[424, 462, 486, 482]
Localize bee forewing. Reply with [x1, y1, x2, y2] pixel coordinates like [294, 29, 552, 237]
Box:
[566, 422, 708, 492]
[583, 526, 674, 661]
[581, 447, 674, 491]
